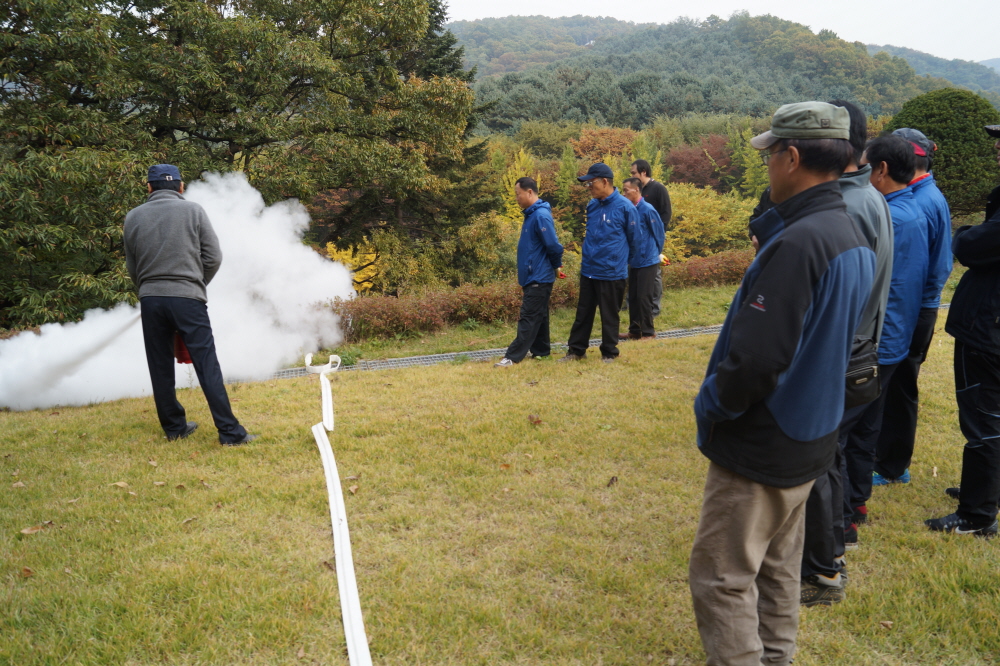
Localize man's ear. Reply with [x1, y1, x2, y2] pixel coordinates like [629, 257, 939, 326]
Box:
[147, 183, 152, 194]
[785, 145, 801, 172]
[179, 182, 185, 194]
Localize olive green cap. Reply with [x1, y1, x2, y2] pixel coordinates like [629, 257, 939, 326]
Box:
[751, 102, 851, 149]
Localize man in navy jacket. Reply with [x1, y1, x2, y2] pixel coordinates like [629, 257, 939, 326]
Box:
[689, 103, 874, 665]
[621, 177, 664, 339]
[927, 124, 1000, 538]
[873, 128, 953, 483]
[496, 177, 564, 366]
[560, 163, 640, 363]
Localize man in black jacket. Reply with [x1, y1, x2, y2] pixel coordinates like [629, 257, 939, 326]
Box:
[630, 159, 671, 317]
[926, 125, 1000, 537]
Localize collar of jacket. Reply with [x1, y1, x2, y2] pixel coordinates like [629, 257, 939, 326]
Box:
[749, 180, 844, 249]
[523, 199, 549, 217]
[147, 190, 185, 202]
[884, 186, 915, 204]
[839, 164, 873, 191]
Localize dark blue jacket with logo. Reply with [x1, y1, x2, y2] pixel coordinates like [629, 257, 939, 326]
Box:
[630, 198, 665, 269]
[694, 181, 875, 488]
[580, 189, 640, 281]
[909, 174, 952, 308]
[878, 187, 928, 364]
[946, 185, 1000, 355]
[517, 199, 564, 286]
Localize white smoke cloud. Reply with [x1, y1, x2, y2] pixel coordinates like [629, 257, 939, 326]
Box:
[0, 172, 354, 411]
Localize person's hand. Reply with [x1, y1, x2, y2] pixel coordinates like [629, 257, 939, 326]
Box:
[557, 267, 567, 279]
[660, 254, 670, 266]
[751, 235, 760, 252]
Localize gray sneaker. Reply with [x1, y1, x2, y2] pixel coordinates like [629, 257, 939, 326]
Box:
[494, 358, 515, 368]
[800, 573, 845, 606]
[602, 356, 616, 363]
[558, 353, 584, 362]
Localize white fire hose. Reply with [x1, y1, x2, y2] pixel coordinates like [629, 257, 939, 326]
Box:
[305, 354, 372, 666]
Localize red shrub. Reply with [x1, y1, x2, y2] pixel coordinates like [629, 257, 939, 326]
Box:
[661, 249, 754, 288]
[666, 134, 738, 193]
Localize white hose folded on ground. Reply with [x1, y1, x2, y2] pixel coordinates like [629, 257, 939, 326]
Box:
[308, 356, 371, 666]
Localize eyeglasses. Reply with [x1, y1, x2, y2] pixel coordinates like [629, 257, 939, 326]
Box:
[583, 179, 604, 188]
[760, 148, 788, 165]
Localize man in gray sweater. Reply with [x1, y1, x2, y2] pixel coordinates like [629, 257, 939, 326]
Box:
[124, 164, 256, 445]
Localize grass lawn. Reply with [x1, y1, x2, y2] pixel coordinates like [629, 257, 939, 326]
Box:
[4, 311, 999, 665]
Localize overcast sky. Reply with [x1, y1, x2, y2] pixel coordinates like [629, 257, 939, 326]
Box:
[444, 0, 996, 64]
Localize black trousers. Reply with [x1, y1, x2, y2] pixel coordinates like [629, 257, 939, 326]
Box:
[802, 402, 871, 579]
[843, 362, 899, 512]
[652, 265, 663, 318]
[140, 296, 247, 443]
[504, 282, 553, 362]
[874, 307, 938, 479]
[954, 342, 1000, 524]
[628, 264, 658, 338]
[567, 275, 626, 358]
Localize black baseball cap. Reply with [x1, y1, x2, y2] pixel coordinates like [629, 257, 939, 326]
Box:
[577, 163, 614, 182]
[148, 164, 182, 182]
[986, 125, 1000, 138]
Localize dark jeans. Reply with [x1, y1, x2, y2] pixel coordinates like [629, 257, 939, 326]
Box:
[567, 275, 627, 358]
[954, 342, 1000, 524]
[628, 264, 658, 338]
[652, 265, 663, 318]
[505, 282, 553, 362]
[874, 307, 938, 479]
[140, 296, 247, 443]
[801, 445, 845, 579]
[842, 362, 899, 512]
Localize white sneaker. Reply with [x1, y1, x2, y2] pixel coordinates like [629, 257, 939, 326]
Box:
[494, 358, 515, 368]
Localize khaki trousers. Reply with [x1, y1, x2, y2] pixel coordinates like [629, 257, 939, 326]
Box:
[689, 462, 814, 666]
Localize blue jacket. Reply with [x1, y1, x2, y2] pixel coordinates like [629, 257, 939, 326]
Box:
[909, 174, 952, 308]
[878, 187, 928, 365]
[630, 198, 665, 269]
[516, 200, 563, 286]
[694, 182, 875, 488]
[580, 189, 640, 281]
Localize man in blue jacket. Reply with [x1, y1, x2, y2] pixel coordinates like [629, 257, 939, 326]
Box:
[842, 135, 928, 532]
[926, 124, 1000, 538]
[496, 177, 564, 367]
[560, 163, 639, 363]
[690, 102, 874, 665]
[620, 177, 664, 339]
[873, 128, 953, 484]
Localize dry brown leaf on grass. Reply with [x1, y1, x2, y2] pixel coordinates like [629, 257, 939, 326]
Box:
[12, 481, 25, 488]
[880, 621, 893, 629]
[176, 484, 186, 490]
[64, 568, 72, 574]
[297, 647, 306, 659]
[190, 452, 198, 459]
[153, 482, 165, 486]
[21, 567, 34, 578]
[348, 485, 359, 495]
[67, 498, 80, 503]
[524, 453, 533, 459]
[527, 414, 542, 425]
[109, 481, 128, 488]
[607, 476, 619, 487]
[499, 464, 511, 470]
[200, 479, 211, 488]
[526, 380, 538, 387]
[321, 561, 335, 571]
[20, 525, 45, 535]
[345, 474, 360, 481]
[182, 517, 196, 525]
[148, 459, 157, 467]
[128, 491, 137, 496]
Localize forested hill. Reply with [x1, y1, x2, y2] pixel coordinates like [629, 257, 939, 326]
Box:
[455, 13, 965, 132]
[867, 44, 1000, 101]
[447, 15, 651, 76]
[979, 58, 1000, 74]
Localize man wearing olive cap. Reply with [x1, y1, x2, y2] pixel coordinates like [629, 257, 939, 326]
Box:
[124, 164, 257, 446]
[689, 102, 875, 665]
[927, 124, 1000, 537]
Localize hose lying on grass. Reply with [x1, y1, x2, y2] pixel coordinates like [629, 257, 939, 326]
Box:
[306, 353, 372, 666]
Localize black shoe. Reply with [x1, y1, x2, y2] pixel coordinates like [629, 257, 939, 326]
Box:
[925, 512, 998, 537]
[601, 356, 616, 364]
[558, 353, 584, 362]
[800, 573, 845, 606]
[945, 486, 961, 500]
[852, 504, 868, 525]
[166, 422, 198, 441]
[221, 433, 259, 446]
[844, 523, 859, 550]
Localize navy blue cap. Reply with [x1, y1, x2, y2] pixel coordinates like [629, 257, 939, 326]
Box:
[147, 164, 182, 182]
[986, 125, 1000, 139]
[577, 162, 615, 182]
[892, 128, 935, 157]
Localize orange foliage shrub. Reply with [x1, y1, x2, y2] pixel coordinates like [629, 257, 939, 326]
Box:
[570, 127, 637, 162]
